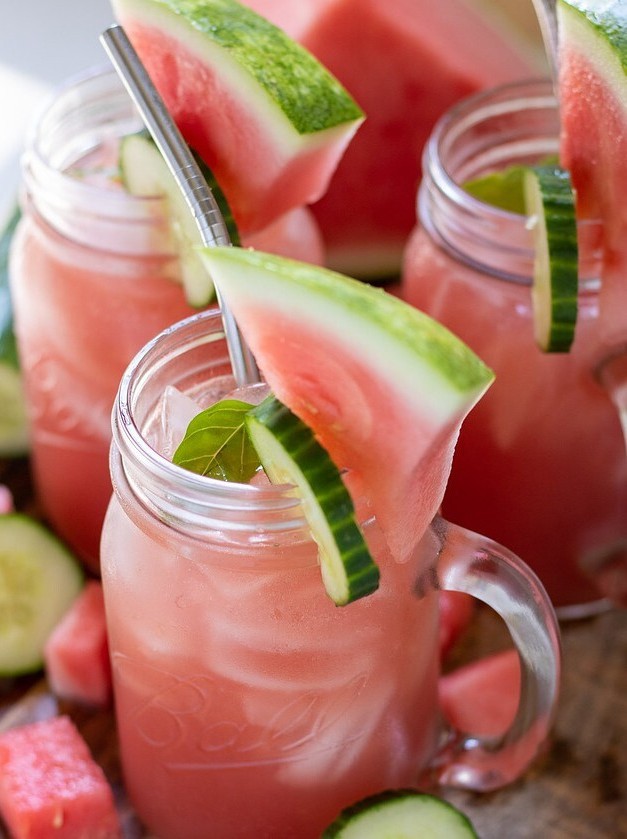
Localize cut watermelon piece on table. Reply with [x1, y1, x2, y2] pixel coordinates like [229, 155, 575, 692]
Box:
[44, 581, 112, 708]
[200, 247, 494, 563]
[0, 716, 121, 839]
[439, 648, 521, 738]
[245, 0, 544, 278]
[111, 0, 364, 235]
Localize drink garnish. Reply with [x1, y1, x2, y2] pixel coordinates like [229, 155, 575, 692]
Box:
[524, 164, 579, 352]
[246, 395, 380, 606]
[173, 393, 380, 606]
[119, 131, 240, 306]
[172, 398, 260, 482]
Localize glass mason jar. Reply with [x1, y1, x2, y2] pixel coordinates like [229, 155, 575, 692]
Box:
[9, 66, 323, 572]
[101, 308, 560, 839]
[402, 79, 627, 618]
[8, 66, 196, 571]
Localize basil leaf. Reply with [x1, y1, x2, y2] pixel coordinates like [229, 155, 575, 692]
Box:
[172, 399, 261, 482]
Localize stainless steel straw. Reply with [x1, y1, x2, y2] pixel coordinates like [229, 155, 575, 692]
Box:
[100, 24, 261, 387]
[531, 0, 559, 94]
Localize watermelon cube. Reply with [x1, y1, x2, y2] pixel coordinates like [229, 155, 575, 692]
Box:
[0, 716, 121, 839]
[44, 582, 112, 708]
[439, 648, 521, 738]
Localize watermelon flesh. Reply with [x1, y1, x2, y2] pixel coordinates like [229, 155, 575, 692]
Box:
[439, 649, 520, 738]
[0, 716, 121, 839]
[245, 0, 544, 277]
[111, 0, 364, 235]
[200, 247, 494, 564]
[43, 581, 112, 708]
[558, 1, 627, 335]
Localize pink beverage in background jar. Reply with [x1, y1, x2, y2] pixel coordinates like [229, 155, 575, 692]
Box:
[100, 309, 560, 839]
[9, 67, 323, 571]
[402, 80, 627, 617]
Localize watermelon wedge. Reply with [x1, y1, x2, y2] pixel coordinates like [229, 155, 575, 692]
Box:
[110, 0, 364, 235]
[245, 0, 544, 277]
[557, 0, 627, 317]
[199, 247, 494, 562]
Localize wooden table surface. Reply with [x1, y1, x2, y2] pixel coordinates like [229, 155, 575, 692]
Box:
[1, 455, 626, 839]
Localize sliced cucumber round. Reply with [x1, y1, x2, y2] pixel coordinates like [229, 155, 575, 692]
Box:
[0, 515, 84, 676]
[322, 790, 479, 838]
[119, 131, 239, 307]
[524, 164, 579, 353]
[245, 395, 380, 606]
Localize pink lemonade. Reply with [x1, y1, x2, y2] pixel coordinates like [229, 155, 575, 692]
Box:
[100, 307, 560, 838]
[9, 68, 323, 571]
[402, 81, 627, 615]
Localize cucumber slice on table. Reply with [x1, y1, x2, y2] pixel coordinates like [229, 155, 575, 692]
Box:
[0, 515, 84, 676]
[524, 165, 579, 353]
[245, 395, 380, 606]
[0, 207, 29, 456]
[119, 131, 239, 308]
[322, 790, 479, 838]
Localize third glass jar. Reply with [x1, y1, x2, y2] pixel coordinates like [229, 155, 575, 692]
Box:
[402, 79, 627, 617]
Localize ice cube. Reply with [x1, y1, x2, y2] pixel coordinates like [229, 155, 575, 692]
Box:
[158, 385, 202, 459]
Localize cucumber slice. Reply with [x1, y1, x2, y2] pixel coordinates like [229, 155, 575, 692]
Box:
[245, 395, 380, 606]
[0, 515, 84, 676]
[322, 790, 479, 838]
[0, 207, 29, 456]
[119, 132, 239, 307]
[524, 164, 579, 352]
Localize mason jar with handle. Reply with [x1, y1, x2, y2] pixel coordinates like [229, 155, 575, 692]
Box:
[100, 308, 561, 839]
[402, 79, 627, 618]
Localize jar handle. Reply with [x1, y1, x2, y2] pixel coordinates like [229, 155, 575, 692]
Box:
[420, 515, 561, 792]
[596, 347, 627, 454]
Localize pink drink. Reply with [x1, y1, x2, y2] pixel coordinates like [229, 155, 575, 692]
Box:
[402, 81, 627, 615]
[101, 309, 560, 837]
[9, 68, 323, 571]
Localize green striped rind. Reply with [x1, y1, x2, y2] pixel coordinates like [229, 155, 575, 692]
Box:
[113, 0, 363, 134]
[558, 1, 627, 73]
[0, 514, 84, 676]
[246, 396, 380, 606]
[199, 247, 495, 422]
[120, 131, 242, 306]
[0, 207, 29, 456]
[524, 165, 579, 352]
[322, 790, 479, 838]
[558, 2, 627, 112]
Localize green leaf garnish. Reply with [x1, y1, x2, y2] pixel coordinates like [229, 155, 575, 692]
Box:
[172, 398, 261, 482]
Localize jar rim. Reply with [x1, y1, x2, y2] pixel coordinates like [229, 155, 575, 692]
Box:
[419, 77, 603, 286]
[113, 309, 309, 534]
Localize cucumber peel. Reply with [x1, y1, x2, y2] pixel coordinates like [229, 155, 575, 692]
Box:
[245, 395, 380, 606]
[322, 790, 479, 838]
[524, 164, 579, 352]
[119, 131, 239, 307]
[0, 515, 84, 676]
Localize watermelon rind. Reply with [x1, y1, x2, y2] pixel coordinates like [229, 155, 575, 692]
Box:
[558, 0, 627, 105]
[112, 0, 364, 145]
